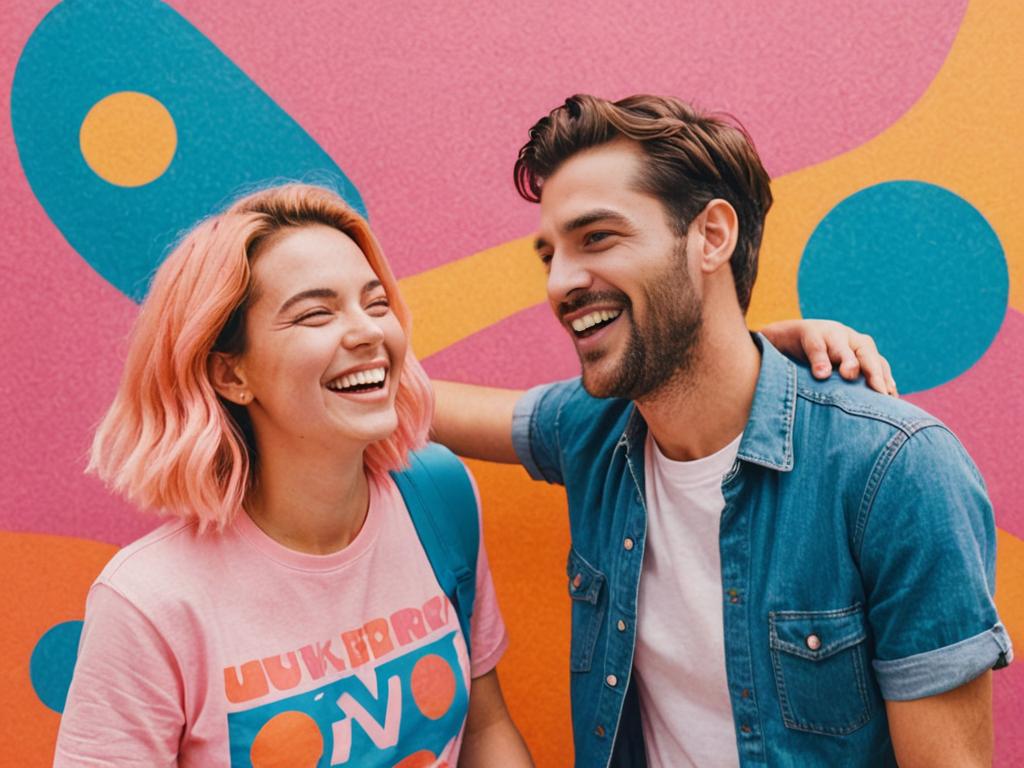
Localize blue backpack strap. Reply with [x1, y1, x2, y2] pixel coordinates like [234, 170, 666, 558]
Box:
[390, 443, 479, 656]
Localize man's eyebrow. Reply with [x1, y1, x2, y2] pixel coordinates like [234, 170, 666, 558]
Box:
[563, 209, 631, 234]
[361, 279, 384, 296]
[278, 288, 337, 314]
[534, 208, 633, 252]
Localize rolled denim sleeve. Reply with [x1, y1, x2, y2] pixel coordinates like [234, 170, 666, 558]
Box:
[511, 379, 580, 486]
[858, 424, 1012, 701]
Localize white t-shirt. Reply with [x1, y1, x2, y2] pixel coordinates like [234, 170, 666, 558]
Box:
[635, 432, 743, 768]
[54, 474, 507, 767]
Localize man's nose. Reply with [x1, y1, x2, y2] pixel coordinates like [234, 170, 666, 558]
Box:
[546, 252, 592, 304]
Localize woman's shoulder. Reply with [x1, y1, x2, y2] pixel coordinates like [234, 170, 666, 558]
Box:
[95, 517, 215, 599]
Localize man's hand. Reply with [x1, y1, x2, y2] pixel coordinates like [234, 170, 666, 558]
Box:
[760, 319, 898, 396]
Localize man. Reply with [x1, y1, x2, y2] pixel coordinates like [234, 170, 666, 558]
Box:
[433, 94, 1011, 766]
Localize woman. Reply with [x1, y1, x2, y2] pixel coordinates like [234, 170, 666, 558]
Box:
[54, 184, 533, 766]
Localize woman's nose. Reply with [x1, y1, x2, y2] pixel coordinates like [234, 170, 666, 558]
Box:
[341, 312, 385, 349]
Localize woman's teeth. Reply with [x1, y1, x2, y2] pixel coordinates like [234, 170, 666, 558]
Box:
[571, 309, 621, 334]
[327, 367, 387, 392]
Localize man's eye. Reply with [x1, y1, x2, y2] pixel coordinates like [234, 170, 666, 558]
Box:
[538, 252, 553, 266]
[367, 297, 390, 314]
[584, 231, 613, 246]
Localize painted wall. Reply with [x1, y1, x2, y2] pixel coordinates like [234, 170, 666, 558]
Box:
[2, 0, 1021, 764]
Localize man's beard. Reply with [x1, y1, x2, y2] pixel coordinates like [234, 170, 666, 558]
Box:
[578, 255, 702, 401]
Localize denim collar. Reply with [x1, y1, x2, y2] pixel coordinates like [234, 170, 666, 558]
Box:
[737, 333, 797, 472]
[616, 333, 797, 472]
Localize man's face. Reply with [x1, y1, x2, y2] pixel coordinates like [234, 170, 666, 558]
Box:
[534, 140, 703, 400]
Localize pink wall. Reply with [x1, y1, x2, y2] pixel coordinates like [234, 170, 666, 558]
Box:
[2, 1, 1020, 764]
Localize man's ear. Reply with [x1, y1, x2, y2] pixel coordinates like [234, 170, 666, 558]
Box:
[695, 198, 739, 275]
[208, 352, 253, 405]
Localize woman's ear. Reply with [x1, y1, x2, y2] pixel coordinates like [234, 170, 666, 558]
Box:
[208, 352, 252, 405]
[695, 198, 739, 275]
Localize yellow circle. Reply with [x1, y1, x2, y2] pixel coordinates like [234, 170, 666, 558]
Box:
[79, 91, 177, 187]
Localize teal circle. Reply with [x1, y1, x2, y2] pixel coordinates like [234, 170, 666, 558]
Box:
[12, 0, 365, 301]
[29, 620, 83, 713]
[798, 181, 1008, 393]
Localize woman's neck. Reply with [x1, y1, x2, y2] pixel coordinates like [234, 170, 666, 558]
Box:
[244, 437, 371, 555]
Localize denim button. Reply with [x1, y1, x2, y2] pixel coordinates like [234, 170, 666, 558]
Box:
[572, 573, 582, 589]
[805, 633, 822, 651]
[617, 619, 627, 632]
[741, 724, 752, 734]
[740, 688, 750, 699]
[606, 674, 618, 687]
[595, 724, 606, 738]
[624, 537, 635, 551]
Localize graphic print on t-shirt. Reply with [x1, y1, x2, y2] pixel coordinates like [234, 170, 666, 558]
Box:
[223, 592, 468, 767]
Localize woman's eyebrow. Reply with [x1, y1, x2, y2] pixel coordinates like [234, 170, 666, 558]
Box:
[278, 288, 337, 314]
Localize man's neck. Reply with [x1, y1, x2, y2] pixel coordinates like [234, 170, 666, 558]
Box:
[636, 320, 761, 462]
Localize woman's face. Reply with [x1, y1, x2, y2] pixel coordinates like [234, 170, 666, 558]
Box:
[234, 223, 407, 454]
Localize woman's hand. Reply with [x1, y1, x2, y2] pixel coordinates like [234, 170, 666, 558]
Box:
[760, 319, 898, 396]
[459, 669, 534, 766]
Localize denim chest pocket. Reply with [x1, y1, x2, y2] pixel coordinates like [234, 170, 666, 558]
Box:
[566, 548, 606, 673]
[768, 603, 873, 736]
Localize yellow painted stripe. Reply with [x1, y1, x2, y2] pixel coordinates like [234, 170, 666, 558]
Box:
[749, 0, 1024, 327]
[399, 0, 1022, 355]
[398, 235, 547, 359]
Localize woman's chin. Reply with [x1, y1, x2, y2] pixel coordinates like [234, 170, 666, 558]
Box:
[338, 413, 400, 448]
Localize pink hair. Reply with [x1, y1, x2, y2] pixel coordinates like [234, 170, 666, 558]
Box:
[88, 184, 434, 530]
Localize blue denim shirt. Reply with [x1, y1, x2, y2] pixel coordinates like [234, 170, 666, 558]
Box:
[512, 335, 1012, 767]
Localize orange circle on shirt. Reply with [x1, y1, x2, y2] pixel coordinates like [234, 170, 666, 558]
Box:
[410, 654, 456, 720]
[250, 710, 323, 767]
[392, 751, 443, 768]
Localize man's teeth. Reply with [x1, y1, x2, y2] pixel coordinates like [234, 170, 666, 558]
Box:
[327, 367, 387, 392]
[571, 309, 622, 333]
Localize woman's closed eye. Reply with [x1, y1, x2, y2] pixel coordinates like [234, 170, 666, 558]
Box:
[294, 308, 333, 324]
[365, 296, 391, 316]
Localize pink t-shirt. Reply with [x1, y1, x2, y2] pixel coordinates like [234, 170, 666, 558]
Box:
[54, 474, 507, 767]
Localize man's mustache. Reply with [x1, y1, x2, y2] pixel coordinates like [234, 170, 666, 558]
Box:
[557, 290, 631, 321]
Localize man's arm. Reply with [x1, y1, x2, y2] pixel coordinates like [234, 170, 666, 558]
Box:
[431, 320, 895, 461]
[458, 669, 534, 767]
[885, 671, 992, 767]
[432, 381, 521, 463]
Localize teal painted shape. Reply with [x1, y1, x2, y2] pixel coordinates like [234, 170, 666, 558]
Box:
[30, 620, 84, 714]
[798, 181, 1008, 393]
[11, 0, 364, 302]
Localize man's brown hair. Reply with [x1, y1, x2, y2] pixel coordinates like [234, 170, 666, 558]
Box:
[514, 94, 773, 312]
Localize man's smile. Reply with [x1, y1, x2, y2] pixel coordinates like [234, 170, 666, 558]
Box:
[570, 308, 622, 337]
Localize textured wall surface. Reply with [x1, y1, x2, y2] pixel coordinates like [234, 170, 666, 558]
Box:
[2, 0, 1021, 765]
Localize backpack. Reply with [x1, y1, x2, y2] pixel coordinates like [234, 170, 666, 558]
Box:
[390, 443, 479, 656]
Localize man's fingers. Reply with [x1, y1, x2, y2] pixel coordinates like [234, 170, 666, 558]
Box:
[850, 335, 897, 396]
[881, 357, 899, 397]
[802, 331, 833, 379]
[825, 330, 860, 379]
